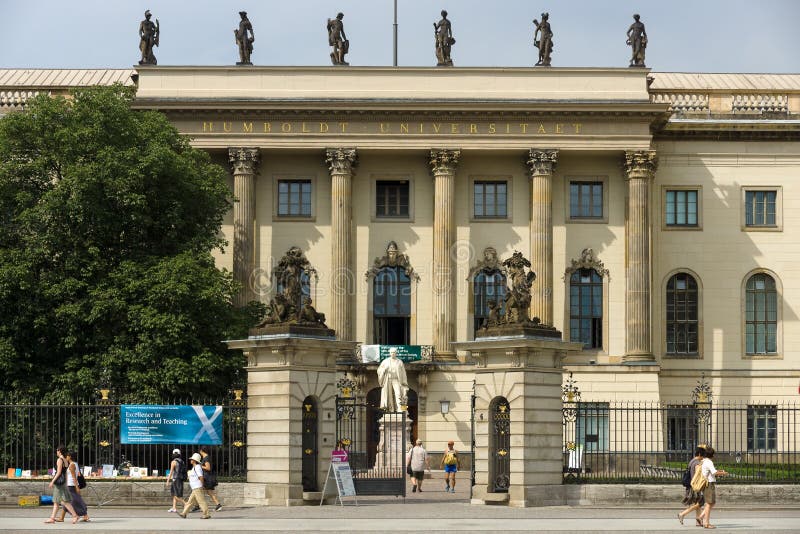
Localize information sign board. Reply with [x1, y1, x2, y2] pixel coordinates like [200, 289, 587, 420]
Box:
[120, 404, 223, 445]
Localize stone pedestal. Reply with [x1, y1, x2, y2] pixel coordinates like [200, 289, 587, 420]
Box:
[373, 416, 410, 476]
[226, 333, 357, 506]
[452, 335, 581, 507]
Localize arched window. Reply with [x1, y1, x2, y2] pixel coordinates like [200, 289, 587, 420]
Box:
[666, 273, 699, 355]
[745, 273, 778, 354]
[570, 269, 603, 349]
[373, 266, 411, 344]
[473, 270, 506, 337]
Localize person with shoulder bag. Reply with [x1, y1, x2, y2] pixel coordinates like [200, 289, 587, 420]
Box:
[199, 446, 222, 511]
[440, 440, 461, 493]
[57, 451, 90, 523]
[698, 446, 728, 529]
[166, 449, 187, 513]
[678, 446, 706, 526]
[44, 446, 78, 524]
[178, 453, 210, 519]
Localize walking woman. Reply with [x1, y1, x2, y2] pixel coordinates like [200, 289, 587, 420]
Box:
[44, 446, 78, 524]
[677, 446, 705, 526]
[57, 451, 90, 523]
[699, 446, 728, 529]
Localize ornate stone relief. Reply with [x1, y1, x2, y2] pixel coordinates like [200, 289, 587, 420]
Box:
[365, 241, 419, 281]
[466, 246, 506, 280]
[564, 248, 610, 280]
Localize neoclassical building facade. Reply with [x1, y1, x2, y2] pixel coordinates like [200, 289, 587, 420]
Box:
[2, 66, 799, 502]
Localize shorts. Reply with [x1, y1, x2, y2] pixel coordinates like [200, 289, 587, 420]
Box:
[411, 470, 424, 480]
[704, 483, 716, 505]
[170, 481, 184, 498]
[444, 464, 458, 473]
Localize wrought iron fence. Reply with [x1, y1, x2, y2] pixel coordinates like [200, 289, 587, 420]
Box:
[562, 400, 800, 484]
[0, 393, 247, 479]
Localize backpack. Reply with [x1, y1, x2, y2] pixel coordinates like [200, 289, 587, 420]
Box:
[172, 458, 187, 482]
[690, 462, 708, 493]
[681, 467, 691, 488]
[443, 450, 458, 466]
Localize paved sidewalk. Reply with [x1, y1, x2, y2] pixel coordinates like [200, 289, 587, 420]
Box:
[4, 500, 800, 533]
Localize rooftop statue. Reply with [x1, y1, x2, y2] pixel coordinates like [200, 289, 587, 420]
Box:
[327, 12, 349, 66]
[532, 13, 554, 67]
[434, 10, 455, 67]
[138, 10, 159, 65]
[234, 11, 255, 65]
[626, 13, 647, 67]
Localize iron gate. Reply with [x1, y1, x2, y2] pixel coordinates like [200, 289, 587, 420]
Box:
[336, 396, 406, 496]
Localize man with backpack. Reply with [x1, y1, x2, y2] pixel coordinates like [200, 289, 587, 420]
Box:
[166, 449, 187, 513]
[440, 440, 461, 493]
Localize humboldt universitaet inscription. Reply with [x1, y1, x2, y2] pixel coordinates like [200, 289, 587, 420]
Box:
[196, 120, 585, 136]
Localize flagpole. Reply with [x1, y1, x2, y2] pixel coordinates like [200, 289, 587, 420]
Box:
[393, 0, 398, 66]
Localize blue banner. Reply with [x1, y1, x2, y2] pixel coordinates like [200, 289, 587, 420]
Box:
[120, 404, 223, 445]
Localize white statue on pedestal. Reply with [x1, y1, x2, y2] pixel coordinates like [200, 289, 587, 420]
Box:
[377, 348, 409, 412]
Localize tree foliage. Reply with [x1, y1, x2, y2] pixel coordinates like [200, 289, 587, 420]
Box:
[0, 85, 259, 400]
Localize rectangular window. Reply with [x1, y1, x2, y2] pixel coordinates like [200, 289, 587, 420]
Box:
[376, 180, 409, 218]
[277, 180, 312, 217]
[576, 402, 609, 452]
[745, 190, 777, 227]
[570, 182, 603, 219]
[474, 181, 508, 218]
[666, 406, 698, 452]
[747, 405, 777, 451]
[665, 189, 698, 227]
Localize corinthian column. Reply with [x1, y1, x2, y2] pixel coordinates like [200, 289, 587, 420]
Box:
[429, 149, 461, 356]
[526, 149, 558, 326]
[229, 147, 261, 307]
[326, 148, 358, 340]
[623, 150, 658, 363]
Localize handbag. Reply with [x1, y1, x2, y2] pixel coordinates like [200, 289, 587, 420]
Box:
[202, 469, 218, 489]
[690, 463, 708, 493]
[406, 447, 414, 476]
[53, 461, 66, 486]
[77, 472, 87, 489]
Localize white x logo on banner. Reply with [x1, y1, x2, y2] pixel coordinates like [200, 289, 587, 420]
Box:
[192, 405, 222, 443]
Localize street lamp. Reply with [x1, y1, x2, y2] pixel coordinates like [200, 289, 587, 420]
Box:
[439, 399, 450, 416]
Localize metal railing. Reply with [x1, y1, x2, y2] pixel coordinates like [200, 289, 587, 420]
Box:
[562, 401, 800, 484]
[0, 393, 247, 479]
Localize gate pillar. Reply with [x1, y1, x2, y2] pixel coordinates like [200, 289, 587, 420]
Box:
[226, 334, 358, 506]
[453, 337, 581, 507]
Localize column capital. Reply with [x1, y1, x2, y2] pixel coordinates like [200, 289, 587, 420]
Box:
[325, 147, 358, 175]
[623, 150, 658, 180]
[526, 148, 559, 176]
[228, 147, 261, 175]
[429, 148, 461, 176]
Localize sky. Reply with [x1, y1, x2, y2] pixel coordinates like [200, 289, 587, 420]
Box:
[2, 0, 800, 72]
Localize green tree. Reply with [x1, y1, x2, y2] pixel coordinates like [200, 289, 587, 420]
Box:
[0, 85, 259, 401]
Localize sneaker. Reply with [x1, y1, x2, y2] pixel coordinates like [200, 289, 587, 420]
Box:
[450, 487, 456, 493]
[411, 485, 416, 493]
[168, 508, 176, 513]
[191, 506, 200, 513]
[445, 484, 450, 491]
[201, 515, 210, 519]
[215, 504, 222, 511]
[178, 513, 187, 519]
